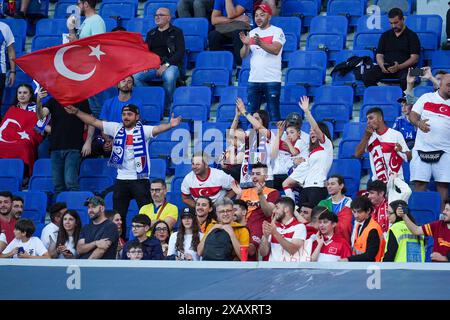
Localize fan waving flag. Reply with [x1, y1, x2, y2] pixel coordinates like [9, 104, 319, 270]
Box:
[15, 31, 161, 106]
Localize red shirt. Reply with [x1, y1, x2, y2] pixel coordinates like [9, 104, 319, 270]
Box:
[242, 187, 280, 261]
[312, 235, 352, 262]
[422, 221, 450, 260]
[0, 216, 16, 243]
[372, 199, 389, 234]
[305, 225, 318, 240]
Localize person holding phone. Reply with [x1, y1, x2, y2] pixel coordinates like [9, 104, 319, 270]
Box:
[383, 200, 425, 262]
[362, 7, 420, 90]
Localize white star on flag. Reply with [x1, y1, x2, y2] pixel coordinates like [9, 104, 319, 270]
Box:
[18, 131, 30, 140]
[88, 45, 106, 61]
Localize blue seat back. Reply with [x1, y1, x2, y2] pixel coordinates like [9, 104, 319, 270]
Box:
[15, 191, 48, 224]
[328, 159, 362, 196]
[125, 18, 156, 37]
[408, 191, 441, 226]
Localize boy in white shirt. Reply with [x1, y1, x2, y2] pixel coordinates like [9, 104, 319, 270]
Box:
[0, 219, 50, 259]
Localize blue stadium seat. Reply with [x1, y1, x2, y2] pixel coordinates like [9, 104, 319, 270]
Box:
[413, 85, 435, 98]
[103, 17, 118, 32]
[103, 0, 138, 14]
[143, 2, 177, 19]
[0, 159, 24, 191]
[279, 85, 307, 120]
[31, 35, 61, 51]
[79, 176, 114, 193]
[191, 51, 234, 94]
[237, 56, 250, 87]
[0, 18, 27, 50]
[15, 191, 47, 224]
[270, 16, 302, 63]
[285, 50, 327, 95]
[354, 15, 390, 52]
[22, 0, 49, 17]
[301, 121, 334, 139]
[132, 86, 165, 123]
[311, 85, 353, 133]
[125, 199, 139, 230]
[280, 0, 320, 28]
[124, 18, 156, 37]
[80, 158, 117, 180]
[166, 191, 183, 212]
[306, 16, 348, 62]
[408, 191, 441, 226]
[56, 191, 95, 225]
[149, 158, 167, 180]
[328, 159, 362, 196]
[406, 15, 443, 61]
[374, 0, 413, 15]
[326, 0, 366, 27]
[171, 176, 184, 193]
[360, 86, 403, 125]
[54, 2, 79, 19]
[331, 50, 374, 96]
[342, 122, 366, 140]
[29, 159, 54, 193]
[173, 18, 209, 65]
[99, 2, 136, 21]
[171, 86, 212, 115]
[34, 222, 45, 238]
[431, 50, 450, 74]
[35, 18, 68, 35]
[174, 163, 192, 177]
[215, 86, 248, 125]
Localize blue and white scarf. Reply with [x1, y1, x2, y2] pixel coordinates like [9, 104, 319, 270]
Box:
[109, 121, 149, 179]
[19, 103, 50, 135]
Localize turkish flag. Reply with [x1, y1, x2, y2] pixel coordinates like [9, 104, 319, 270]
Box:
[0, 107, 44, 175]
[15, 31, 161, 106]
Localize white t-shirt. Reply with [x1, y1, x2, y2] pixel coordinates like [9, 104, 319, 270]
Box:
[167, 231, 203, 261]
[268, 218, 306, 262]
[0, 232, 6, 244]
[367, 128, 409, 181]
[412, 91, 450, 153]
[304, 135, 333, 188]
[103, 122, 155, 180]
[40, 222, 59, 250]
[245, 129, 274, 180]
[57, 236, 77, 259]
[273, 131, 310, 175]
[248, 25, 285, 83]
[0, 22, 15, 74]
[181, 168, 234, 203]
[3, 237, 48, 258]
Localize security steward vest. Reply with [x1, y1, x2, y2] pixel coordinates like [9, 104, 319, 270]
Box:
[385, 220, 425, 262]
[352, 217, 386, 262]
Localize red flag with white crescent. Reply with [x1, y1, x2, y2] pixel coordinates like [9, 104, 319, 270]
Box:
[15, 31, 161, 106]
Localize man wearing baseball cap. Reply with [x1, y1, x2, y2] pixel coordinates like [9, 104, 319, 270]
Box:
[77, 196, 120, 259]
[66, 103, 182, 239]
[239, 3, 285, 121]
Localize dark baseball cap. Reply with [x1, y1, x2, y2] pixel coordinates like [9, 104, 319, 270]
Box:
[286, 112, 302, 127]
[84, 196, 105, 207]
[181, 207, 196, 218]
[122, 104, 140, 114]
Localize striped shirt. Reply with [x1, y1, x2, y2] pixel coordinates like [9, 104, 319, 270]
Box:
[0, 22, 15, 74]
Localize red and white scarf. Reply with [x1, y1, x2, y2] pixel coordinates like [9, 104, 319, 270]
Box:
[367, 138, 404, 183]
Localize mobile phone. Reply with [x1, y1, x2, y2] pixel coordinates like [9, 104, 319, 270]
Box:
[410, 68, 424, 77]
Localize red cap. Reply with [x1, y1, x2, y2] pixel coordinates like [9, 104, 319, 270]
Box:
[255, 4, 272, 15]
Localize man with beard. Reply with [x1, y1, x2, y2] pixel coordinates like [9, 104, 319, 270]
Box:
[409, 74, 450, 210]
[0, 191, 15, 244]
[355, 107, 411, 183]
[239, 3, 285, 121]
[362, 7, 420, 90]
[11, 196, 24, 220]
[77, 196, 119, 259]
[66, 104, 182, 239]
[397, 198, 450, 262]
[259, 197, 306, 262]
[93, 76, 143, 157]
[67, 0, 106, 41]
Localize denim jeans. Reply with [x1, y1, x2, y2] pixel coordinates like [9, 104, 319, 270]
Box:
[51, 149, 81, 193]
[247, 82, 281, 121]
[134, 65, 180, 103]
[177, 0, 213, 17]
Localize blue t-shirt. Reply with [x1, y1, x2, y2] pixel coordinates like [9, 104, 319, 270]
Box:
[99, 95, 143, 123]
[213, 0, 252, 17]
[393, 115, 416, 144]
[79, 219, 119, 260]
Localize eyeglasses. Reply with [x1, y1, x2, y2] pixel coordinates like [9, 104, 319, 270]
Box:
[129, 250, 143, 254]
[150, 188, 164, 193]
[217, 209, 234, 214]
[154, 14, 169, 17]
[132, 224, 145, 229]
[155, 227, 168, 232]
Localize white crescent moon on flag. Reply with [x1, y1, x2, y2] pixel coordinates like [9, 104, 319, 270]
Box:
[54, 45, 96, 81]
[0, 119, 21, 143]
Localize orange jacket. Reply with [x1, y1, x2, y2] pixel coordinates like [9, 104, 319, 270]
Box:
[352, 218, 386, 262]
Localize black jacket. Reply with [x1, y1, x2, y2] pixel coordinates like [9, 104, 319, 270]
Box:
[145, 24, 185, 68]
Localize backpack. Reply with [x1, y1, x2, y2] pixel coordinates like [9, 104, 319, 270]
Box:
[202, 229, 234, 261]
[331, 55, 374, 81]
